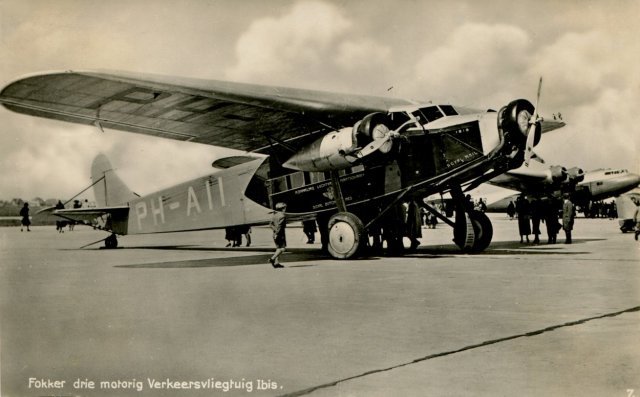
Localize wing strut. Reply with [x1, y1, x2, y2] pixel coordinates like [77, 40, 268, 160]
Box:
[62, 175, 105, 206]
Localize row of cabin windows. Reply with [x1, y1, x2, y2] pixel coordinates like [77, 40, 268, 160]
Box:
[270, 164, 365, 194]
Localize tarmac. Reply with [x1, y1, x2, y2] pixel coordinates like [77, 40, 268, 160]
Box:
[0, 214, 638, 397]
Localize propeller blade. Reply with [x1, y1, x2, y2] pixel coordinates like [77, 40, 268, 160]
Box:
[524, 77, 543, 167]
[355, 135, 392, 159]
[531, 152, 545, 164]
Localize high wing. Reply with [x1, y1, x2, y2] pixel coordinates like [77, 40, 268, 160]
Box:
[0, 70, 412, 154]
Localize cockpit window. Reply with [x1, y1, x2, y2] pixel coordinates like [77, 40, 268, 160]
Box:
[414, 106, 444, 123]
[439, 105, 458, 116]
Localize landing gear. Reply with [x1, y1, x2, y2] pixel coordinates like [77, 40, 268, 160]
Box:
[452, 210, 493, 253]
[451, 188, 493, 253]
[104, 233, 118, 249]
[327, 212, 365, 259]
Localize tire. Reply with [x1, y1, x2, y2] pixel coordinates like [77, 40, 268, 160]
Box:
[469, 211, 493, 252]
[454, 211, 493, 253]
[327, 212, 365, 259]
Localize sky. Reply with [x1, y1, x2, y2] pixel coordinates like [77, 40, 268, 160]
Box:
[1, 0, 638, 201]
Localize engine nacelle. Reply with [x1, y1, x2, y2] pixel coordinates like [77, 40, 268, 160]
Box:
[547, 165, 568, 184]
[283, 112, 394, 172]
[283, 127, 358, 171]
[498, 99, 541, 149]
[566, 167, 585, 184]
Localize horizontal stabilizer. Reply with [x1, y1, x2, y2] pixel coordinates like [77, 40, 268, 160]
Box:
[54, 206, 130, 234]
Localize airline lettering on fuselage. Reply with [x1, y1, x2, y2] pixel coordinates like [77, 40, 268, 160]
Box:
[134, 176, 226, 230]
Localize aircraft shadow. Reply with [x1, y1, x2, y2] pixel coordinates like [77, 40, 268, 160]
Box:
[108, 238, 602, 268]
[413, 238, 604, 256]
[116, 250, 329, 269]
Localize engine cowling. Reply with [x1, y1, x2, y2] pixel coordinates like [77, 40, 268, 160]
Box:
[547, 165, 568, 184]
[498, 99, 541, 150]
[566, 167, 585, 184]
[283, 113, 396, 172]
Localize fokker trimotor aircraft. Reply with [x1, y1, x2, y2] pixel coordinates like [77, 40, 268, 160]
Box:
[486, 165, 640, 211]
[0, 71, 564, 258]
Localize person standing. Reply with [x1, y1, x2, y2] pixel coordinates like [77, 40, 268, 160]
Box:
[55, 200, 65, 232]
[530, 197, 542, 244]
[515, 195, 531, 243]
[506, 201, 516, 220]
[631, 197, 640, 241]
[302, 219, 317, 244]
[405, 200, 422, 251]
[562, 193, 576, 244]
[543, 199, 559, 244]
[19, 202, 31, 232]
[269, 202, 287, 268]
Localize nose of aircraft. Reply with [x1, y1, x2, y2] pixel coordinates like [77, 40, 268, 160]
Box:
[626, 172, 640, 189]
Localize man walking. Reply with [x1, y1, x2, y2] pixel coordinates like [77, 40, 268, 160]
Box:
[269, 202, 287, 268]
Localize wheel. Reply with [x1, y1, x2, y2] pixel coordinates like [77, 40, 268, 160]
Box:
[454, 211, 493, 253]
[469, 211, 493, 252]
[327, 212, 365, 259]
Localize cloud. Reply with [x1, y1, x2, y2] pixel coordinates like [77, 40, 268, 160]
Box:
[226, 1, 350, 83]
[411, 23, 531, 105]
[225, 0, 394, 93]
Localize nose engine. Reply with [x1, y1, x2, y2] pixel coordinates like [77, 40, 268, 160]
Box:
[498, 99, 541, 158]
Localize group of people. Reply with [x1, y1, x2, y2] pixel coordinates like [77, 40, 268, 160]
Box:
[513, 194, 576, 244]
[224, 225, 251, 247]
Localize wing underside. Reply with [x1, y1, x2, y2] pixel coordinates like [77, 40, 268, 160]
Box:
[0, 71, 410, 153]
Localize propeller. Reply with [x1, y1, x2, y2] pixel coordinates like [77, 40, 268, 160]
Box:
[524, 77, 543, 167]
[349, 117, 416, 161]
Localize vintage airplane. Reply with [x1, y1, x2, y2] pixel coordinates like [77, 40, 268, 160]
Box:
[485, 165, 640, 212]
[0, 71, 564, 258]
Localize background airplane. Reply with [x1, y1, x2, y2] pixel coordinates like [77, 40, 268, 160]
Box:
[485, 166, 640, 213]
[0, 70, 563, 258]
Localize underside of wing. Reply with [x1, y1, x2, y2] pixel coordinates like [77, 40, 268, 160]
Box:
[0, 70, 411, 153]
[489, 168, 549, 192]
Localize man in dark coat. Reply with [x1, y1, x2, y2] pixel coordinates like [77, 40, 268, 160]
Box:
[515, 195, 531, 243]
[19, 202, 30, 232]
[562, 193, 576, 244]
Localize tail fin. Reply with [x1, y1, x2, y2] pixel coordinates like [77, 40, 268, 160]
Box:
[91, 154, 138, 206]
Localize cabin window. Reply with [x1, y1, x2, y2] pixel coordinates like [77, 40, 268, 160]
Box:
[289, 172, 304, 189]
[310, 172, 325, 184]
[272, 176, 288, 193]
[352, 164, 365, 173]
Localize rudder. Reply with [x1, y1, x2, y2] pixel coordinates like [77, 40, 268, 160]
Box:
[91, 154, 138, 206]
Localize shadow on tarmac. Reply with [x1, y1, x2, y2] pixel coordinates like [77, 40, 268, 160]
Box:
[116, 249, 330, 269]
[108, 238, 602, 268]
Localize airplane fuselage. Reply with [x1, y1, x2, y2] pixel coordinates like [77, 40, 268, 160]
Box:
[122, 106, 512, 235]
